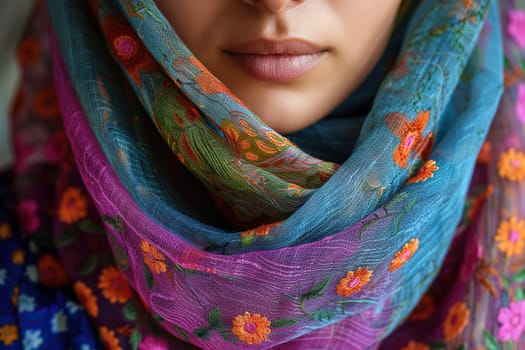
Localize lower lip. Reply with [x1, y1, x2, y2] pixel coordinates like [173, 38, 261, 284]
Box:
[226, 52, 326, 82]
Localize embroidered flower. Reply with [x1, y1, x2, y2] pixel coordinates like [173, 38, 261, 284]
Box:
[443, 301, 470, 341]
[517, 83, 525, 124]
[389, 238, 419, 272]
[335, 267, 373, 297]
[58, 187, 88, 224]
[74, 281, 99, 317]
[0, 223, 12, 239]
[232, 312, 271, 345]
[407, 160, 439, 184]
[23, 329, 43, 350]
[498, 148, 525, 181]
[138, 336, 169, 350]
[99, 327, 122, 350]
[37, 254, 69, 288]
[25, 265, 38, 283]
[12, 249, 25, 265]
[410, 294, 435, 321]
[401, 340, 430, 350]
[19, 294, 36, 313]
[508, 10, 525, 49]
[32, 86, 60, 119]
[16, 36, 42, 65]
[0, 324, 18, 346]
[495, 216, 525, 257]
[497, 300, 525, 341]
[240, 222, 281, 238]
[386, 110, 431, 169]
[16, 200, 40, 234]
[51, 309, 68, 333]
[98, 266, 132, 304]
[140, 240, 167, 274]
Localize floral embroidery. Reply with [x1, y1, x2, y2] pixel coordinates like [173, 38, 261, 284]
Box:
[58, 187, 88, 224]
[12, 249, 25, 265]
[335, 267, 373, 297]
[32, 86, 60, 119]
[37, 254, 69, 288]
[407, 160, 439, 184]
[19, 294, 36, 313]
[386, 110, 431, 169]
[140, 240, 167, 274]
[497, 148, 525, 181]
[240, 222, 281, 238]
[16, 36, 42, 65]
[497, 300, 525, 341]
[0, 324, 19, 346]
[98, 266, 132, 304]
[517, 83, 525, 124]
[389, 238, 419, 272]
[410, 294, 435, 321]
[443, 302, 470, 341]
[231, 312, 271, 345]
[16, 200, 40, 234]
[401, 340, 430, 350]
[0, 223, 12, 239]
[138, 336, 169, 350]
[73, 281, 99, 317]
[23, 329, 43, 350]
[508, 10, 525, 48]
[495, 216, 525, 257]
[51, 310, 68, 333]
[99, 327, 122, 350]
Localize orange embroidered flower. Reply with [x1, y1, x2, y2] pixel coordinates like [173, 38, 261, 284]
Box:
[335, 267, 373, 298]
[74, 281, 99, 317]
[12, 250, 25, 265]
[495, 216, 525, 257]
[240, 222, 281, 238]
[32, 86, 60, 119]
[58, 187, 88, 224]
[16, 36, 42, 65]
[497, 148, 525, 181]
[231, 312, 271, 345]
[401, 340, 430, 350]
[99, 327, 122, 350]
[410, 294, 435, 321]
[98, 266, 133, 304]
[443, 301, 470, 341]
[0, 324, 18, 346]
[407, 160, 439, 184]
[386, 110, 431, 168]
[389, 238, 419, 272]
[140, 240, 167, 274]
[37, 254, 69, 288]
[0, 223, 12, 239]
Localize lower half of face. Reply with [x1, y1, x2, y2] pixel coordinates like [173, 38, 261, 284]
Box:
[156, 0, 403, 133]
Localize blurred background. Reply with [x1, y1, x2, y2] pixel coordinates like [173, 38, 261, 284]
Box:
[0, 0, 34, 170]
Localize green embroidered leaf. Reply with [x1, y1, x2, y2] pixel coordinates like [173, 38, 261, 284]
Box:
[429, 341, 446, 350]
[207, 307, 221, 328]
[79, 255, 98, 276]
[503, 276, 512, 290]
[129, 328, 141, 350]
[456, 344, 466, 350]
[102, 215, 125, 233]
[484, 330, 500, 350]
[194, 327, 210, 339]
[174, 325, 189, 342]
[272, 318, 298, 328]
[301, 275, 332, 301]
[240, 233, 256, 247]
[513, 268, 525, 283]
[123, 301, 138, 321]
[309, 309, 335, 322]
[516, 288, 525, 301]
[78, 219, 105, 234]
[55, 229, 79, 247]
[143, 265, 154, 289]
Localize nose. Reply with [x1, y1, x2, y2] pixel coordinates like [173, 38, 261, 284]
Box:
[241, 0, 305, 13]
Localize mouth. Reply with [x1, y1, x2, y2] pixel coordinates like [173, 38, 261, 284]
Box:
[223, 39, 328, 82]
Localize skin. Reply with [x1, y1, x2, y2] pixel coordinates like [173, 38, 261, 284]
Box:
[156, 0, 403, 133]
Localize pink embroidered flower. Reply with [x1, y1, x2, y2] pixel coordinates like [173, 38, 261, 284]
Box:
[138, 336, 168, 350]
[508, 10, 525, 48]
[16, 200, 40, 234]
[497, 300, 525, 341]
[517, 83, 525, 124]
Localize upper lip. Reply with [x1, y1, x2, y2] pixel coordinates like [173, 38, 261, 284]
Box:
[224, 38, 325, 55]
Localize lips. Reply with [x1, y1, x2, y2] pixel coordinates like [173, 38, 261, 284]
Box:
[224, 39, 327, 82]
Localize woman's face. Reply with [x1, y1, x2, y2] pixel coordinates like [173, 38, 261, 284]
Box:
[156, 0, 403, 133]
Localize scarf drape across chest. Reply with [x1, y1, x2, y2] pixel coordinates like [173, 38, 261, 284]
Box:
[9, 0, 525, 348]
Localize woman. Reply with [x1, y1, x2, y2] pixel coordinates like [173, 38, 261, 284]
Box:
[1, 0, 523, 349]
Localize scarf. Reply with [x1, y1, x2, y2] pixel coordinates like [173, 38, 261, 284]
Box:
[3, 0, 525, 349]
